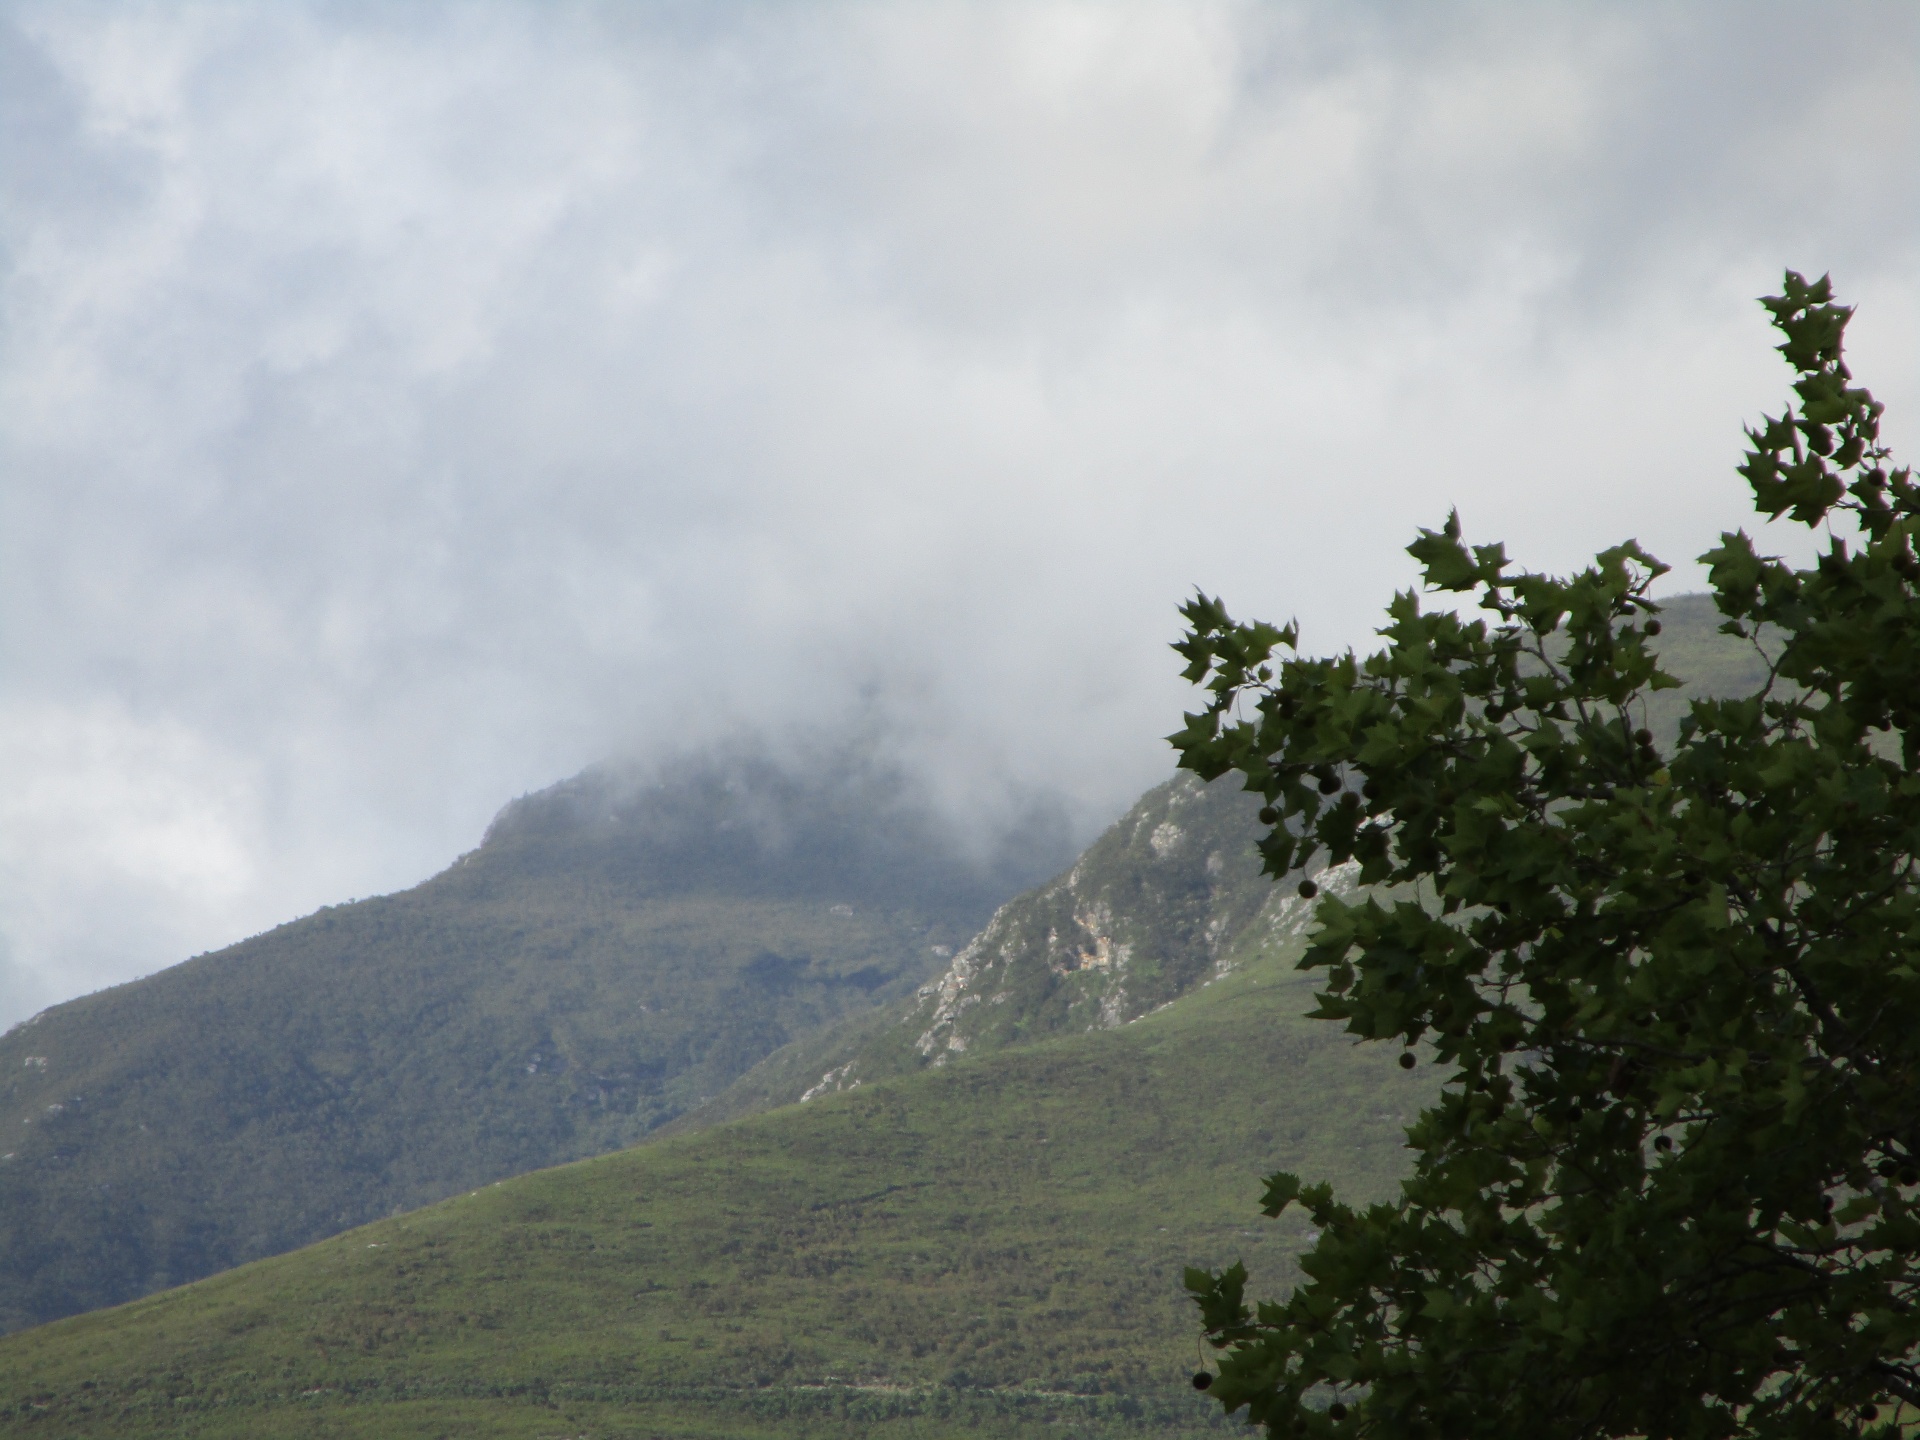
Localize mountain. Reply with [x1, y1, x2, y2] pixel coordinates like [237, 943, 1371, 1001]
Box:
[0, 592, 1770, 1346]
[678, 768, 1326, 1128]
[0, 591, 1786, 1434]
[0, 747, 1077, 1334]
[0, 898, 1427, 1439]
[690, 592, 1773, 1126]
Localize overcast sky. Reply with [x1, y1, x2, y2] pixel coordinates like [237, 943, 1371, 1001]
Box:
[2, 1, 1915, 1027]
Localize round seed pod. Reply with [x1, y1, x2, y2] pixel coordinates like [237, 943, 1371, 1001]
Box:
[1328, 1403, 1348, 1421]
[1258, 806, 1278, 825]
[1653, 1135, 1673, 1152]
[1317, 774, 1342, 795]
[1634, 728, 1654, 747]
[1298, 879, 1319, 899]
[1398, 1052, 1417, 1070]
[1878, 1158, 1899, 1178]
[1191, 1373, 1213, 1391]
[1645, 620, 1662, 636]
[1484, 705, 1505, 722]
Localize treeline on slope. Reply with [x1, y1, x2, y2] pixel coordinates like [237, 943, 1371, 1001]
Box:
[0, 745, 1076, 1335]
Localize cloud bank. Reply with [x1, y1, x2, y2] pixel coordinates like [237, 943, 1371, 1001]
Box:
[2, 1, 1915, 1022]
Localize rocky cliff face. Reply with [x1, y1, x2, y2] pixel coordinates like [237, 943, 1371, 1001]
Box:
[906, 774, 1268, 1063]
[769, 774, 1364, 1108]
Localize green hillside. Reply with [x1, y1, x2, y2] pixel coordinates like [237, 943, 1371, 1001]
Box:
[0, 914, 1430, 1439]
[0, 749, 1076, 1334]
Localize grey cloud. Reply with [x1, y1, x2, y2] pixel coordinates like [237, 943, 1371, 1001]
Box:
[0, 935, 52, 1035]
[0, 1, 1914, 1011]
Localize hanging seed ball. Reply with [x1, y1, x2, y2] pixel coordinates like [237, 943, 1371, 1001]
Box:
[1645, 620, 1662, 636]
[1318, 774, 1342, 795]
[1634, 728, 1654, 747]
[1399, 1052, 1417, 1070]
[1298, 879, 1319, 899]
[1654, 1135, 1673, 1152]
[1861, 1405, 1879, 1422]
[1902, 1168, 1919, 1186]
[1362, 777, 1379, 798]
[1878, 1158, 1899, 1178]
[1191, 1372, 1213, 1391]
[1258, 806, 1278, 825]
[1339, 791, 1361, 810]
[1328, 1403, 1349, 1421]
[1484, 704, 1505, 722]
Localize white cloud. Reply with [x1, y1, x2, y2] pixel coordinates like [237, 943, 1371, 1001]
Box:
[0, 0, 1915, 1023]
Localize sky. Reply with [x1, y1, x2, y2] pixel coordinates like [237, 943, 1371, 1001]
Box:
[2, 1, 1916, 1028]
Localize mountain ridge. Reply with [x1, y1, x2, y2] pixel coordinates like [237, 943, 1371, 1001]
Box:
[0, 746, 1077, 1334]
[0, 592, 1770, 1341]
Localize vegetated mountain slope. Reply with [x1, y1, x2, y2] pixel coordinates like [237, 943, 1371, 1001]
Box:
[0, 591, 1777, 1435]
[694, 590, 1768, 1127]
[0, 749, 1075, 1335]
[0, 921, 1435, 1440]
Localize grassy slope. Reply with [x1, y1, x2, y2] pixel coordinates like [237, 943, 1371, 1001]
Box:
[0, 752, 1074, 1333]
[0, 922, 1432, 1439]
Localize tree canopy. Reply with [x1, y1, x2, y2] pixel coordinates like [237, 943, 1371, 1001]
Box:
[1171, 273, 1920, 1440]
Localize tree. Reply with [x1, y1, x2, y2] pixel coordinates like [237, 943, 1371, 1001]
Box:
[1169, 273, 1920, 1440]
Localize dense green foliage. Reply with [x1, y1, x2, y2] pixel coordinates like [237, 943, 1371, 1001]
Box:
[0, 925, 1426, 1439]
[1172, 275, 1920, 1439]
[0, 749, 1073, 1334]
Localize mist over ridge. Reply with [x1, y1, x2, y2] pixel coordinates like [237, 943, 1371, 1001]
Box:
[2, 1, 1915, 1023]
[0, 733, 1085, 1333]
